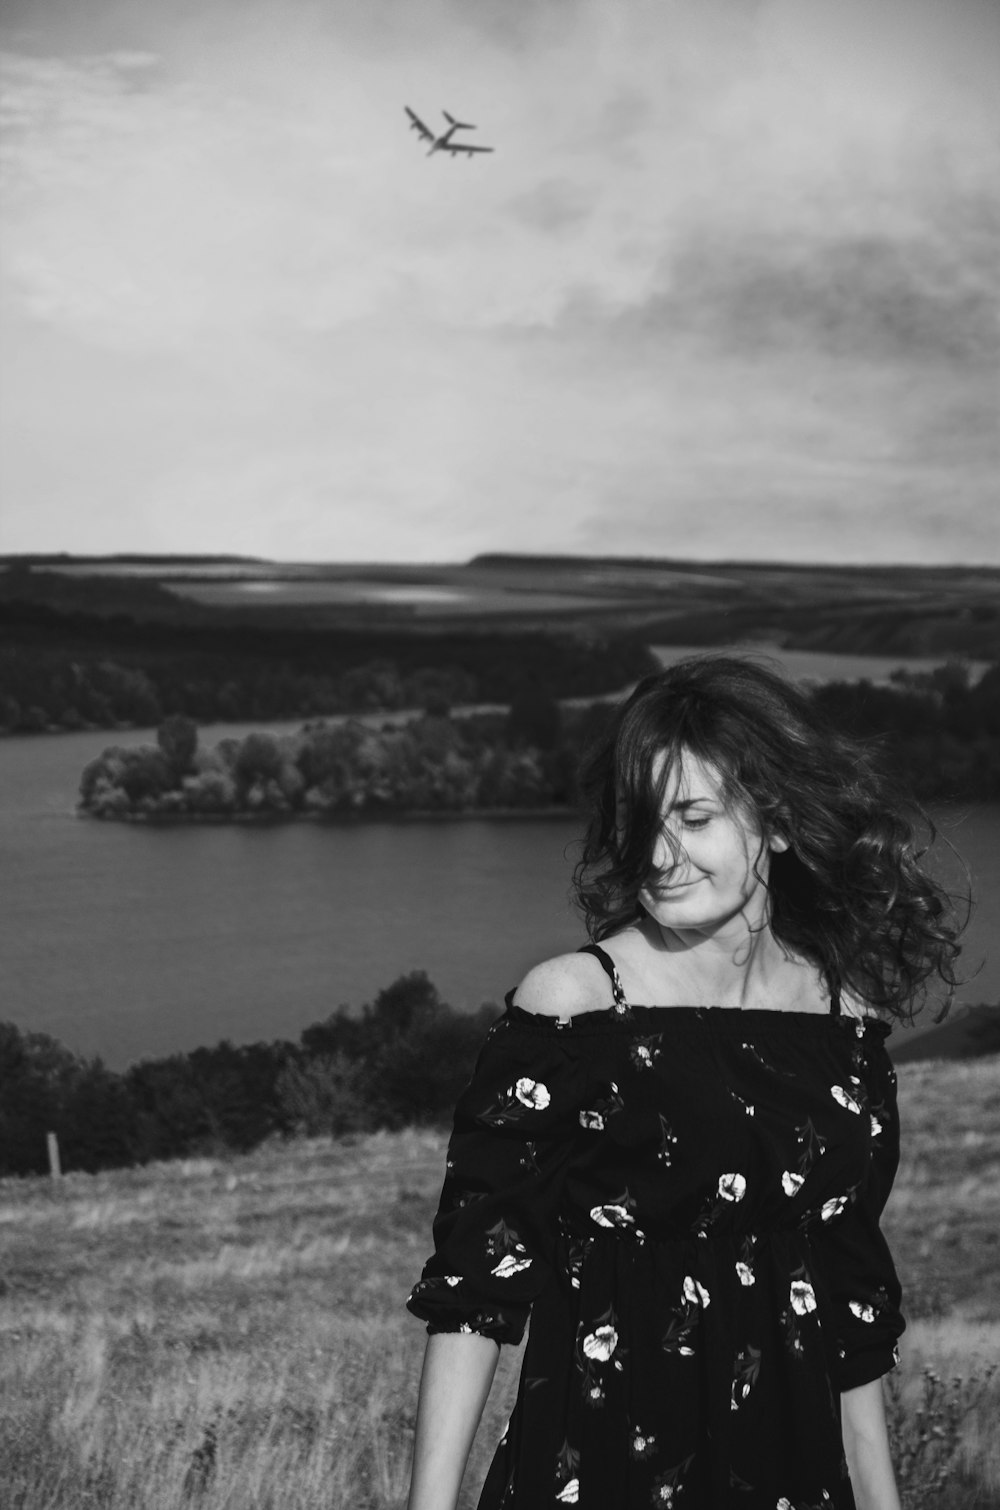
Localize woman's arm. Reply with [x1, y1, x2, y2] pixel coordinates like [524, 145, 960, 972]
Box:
[841, 1377, 902, 1510]
[407, 1331, 501, 1510]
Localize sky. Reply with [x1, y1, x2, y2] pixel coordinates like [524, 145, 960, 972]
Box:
[1, 0, 998, 564]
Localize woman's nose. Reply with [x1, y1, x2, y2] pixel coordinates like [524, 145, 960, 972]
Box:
[651, 829, 683, 875]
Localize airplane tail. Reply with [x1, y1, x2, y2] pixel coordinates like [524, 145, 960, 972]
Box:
[443, 110, 475, 130]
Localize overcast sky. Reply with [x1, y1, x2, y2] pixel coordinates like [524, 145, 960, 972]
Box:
[1, 0, 997, 564]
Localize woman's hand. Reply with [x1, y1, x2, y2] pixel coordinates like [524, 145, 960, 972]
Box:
[406, 1331, 500, 1510]
[841, 1377, 902, 1510]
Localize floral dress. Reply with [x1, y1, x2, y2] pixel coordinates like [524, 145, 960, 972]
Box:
[408, 945, 904, 1510]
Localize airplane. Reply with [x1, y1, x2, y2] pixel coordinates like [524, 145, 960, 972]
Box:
[404, 107, 494, 158]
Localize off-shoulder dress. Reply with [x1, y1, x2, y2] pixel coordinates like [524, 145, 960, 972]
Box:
[408, 945, 904, 1510]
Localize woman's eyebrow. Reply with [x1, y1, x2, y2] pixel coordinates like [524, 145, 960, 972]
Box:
[668, 795, 714, 811]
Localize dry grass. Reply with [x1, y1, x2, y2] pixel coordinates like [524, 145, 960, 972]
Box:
[0, 1061, 998, 1509]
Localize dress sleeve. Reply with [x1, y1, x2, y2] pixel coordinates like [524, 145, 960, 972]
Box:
[813, 1027, 905, 1392]
[407, 1016, 583, 1346]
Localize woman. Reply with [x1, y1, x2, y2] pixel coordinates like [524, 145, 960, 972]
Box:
[406, 656, 963, 1510]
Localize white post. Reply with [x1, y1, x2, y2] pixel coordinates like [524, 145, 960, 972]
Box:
[46, 1131, 62, 1179]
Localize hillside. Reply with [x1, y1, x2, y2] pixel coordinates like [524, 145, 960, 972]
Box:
[2, 554, 998, 655]
[890, 1003, 1000, 1063]
[0, 1057, 997, 1509]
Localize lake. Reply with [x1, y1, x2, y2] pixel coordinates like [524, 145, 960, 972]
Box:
[2, 726, 997, 1068]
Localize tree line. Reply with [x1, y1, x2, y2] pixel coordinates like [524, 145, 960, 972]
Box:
[0, 650, 482, 734]
[811, 663, 1000, 801]
[77, 664, 1000, 821]
[0, 587, 656, 734]
[0, 974, 496, 1178]
[4, 970, 1000, 1180]
[77, 695, 594, 820]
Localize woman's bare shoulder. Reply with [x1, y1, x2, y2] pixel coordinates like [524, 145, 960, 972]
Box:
[511, 952, 616, 1018]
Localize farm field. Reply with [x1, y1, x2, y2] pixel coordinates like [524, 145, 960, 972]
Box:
[7, 553, 999, 659]
[0, 1058, 997, 1509]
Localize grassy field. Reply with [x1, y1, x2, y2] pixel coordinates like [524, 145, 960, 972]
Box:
[1, 1058, 997, 1510]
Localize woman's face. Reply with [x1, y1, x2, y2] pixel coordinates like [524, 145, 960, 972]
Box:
[635, 749, 783, 936]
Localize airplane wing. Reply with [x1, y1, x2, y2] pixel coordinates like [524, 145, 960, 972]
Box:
[447, 143, 495, 156]
[404, 107, 434, 142]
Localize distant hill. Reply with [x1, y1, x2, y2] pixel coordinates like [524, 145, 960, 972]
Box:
[0, 564, 197, 621]
[0, 552, 265, 566]
[890, 1003, 1000, 1063]
[2, 553, 998, 658]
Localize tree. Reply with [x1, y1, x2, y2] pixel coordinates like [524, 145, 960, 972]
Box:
[507, 684, 563, 750]
[365, 971, 445, 1036]
[0, 1023, 128, 1176]
[119, 747, 174, 803]
[125, 1056, 215, 1160]
[274, 1053, 374, 1136]
[63, 1061, 135, 1171]
[157, 714, 198, 773]
[234, 732, 284, 790]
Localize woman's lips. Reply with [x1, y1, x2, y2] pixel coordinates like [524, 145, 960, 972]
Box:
[647, 878, 699, 897]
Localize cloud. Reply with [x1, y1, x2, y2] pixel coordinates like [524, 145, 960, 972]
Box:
[507, 179, 593, 235]
[595, 225, 1000, 366]
[1, 0, 997, 561]
[3, 0, 997, 346]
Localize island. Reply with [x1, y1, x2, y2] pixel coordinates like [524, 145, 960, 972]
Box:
[78, 703, 592, 820]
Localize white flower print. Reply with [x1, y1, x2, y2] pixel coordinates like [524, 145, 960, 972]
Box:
[653, 1487, 675, 1507]
[870, 1114, 883, 1137]
[491, 1254, 533, 1279]
[582, 1325, 619, 1362]
[821, 1195, 848, 1222]
[590, 1203, 635, 1229]
[514, 1077, 551, 1110]
[736, 1261, 755, 1287]
[790, 1279, 817, 1316]
[831, 1084, 862, 1114]
[555, 1479, 579, 1504]
[628, 1036, 662, 1072]
[718, 1172, 747, 1202]
[630, 1428, 657, 1460]
[445, 1275, 461, 1287]
[849, 1300, 876, 1324]
[682, 1275, 711, 1309]
[781, 1170, 805, 1197]
[579, 1110, 605, 1131]
[777, 1499, 794, 1510]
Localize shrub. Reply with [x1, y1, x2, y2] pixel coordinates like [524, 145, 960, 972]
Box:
[274, 1053, 375, 1136]
[885, 1363, 998, 1509]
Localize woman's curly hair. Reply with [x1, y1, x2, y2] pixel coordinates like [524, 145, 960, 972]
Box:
[573, 655, 967, 1021]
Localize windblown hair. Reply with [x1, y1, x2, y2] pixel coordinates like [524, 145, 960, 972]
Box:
[574, 655, 966, 1021]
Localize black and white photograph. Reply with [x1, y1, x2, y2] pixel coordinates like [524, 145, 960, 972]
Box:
[1, 0, 998, 1506]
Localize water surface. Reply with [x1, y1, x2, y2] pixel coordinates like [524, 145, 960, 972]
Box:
[2, 727, 995, 1068]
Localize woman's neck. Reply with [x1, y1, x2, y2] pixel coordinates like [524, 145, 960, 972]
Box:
[644, 914, 805, 1010]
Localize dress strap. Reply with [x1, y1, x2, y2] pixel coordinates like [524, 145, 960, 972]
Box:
[577, 943, 631, 1012]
